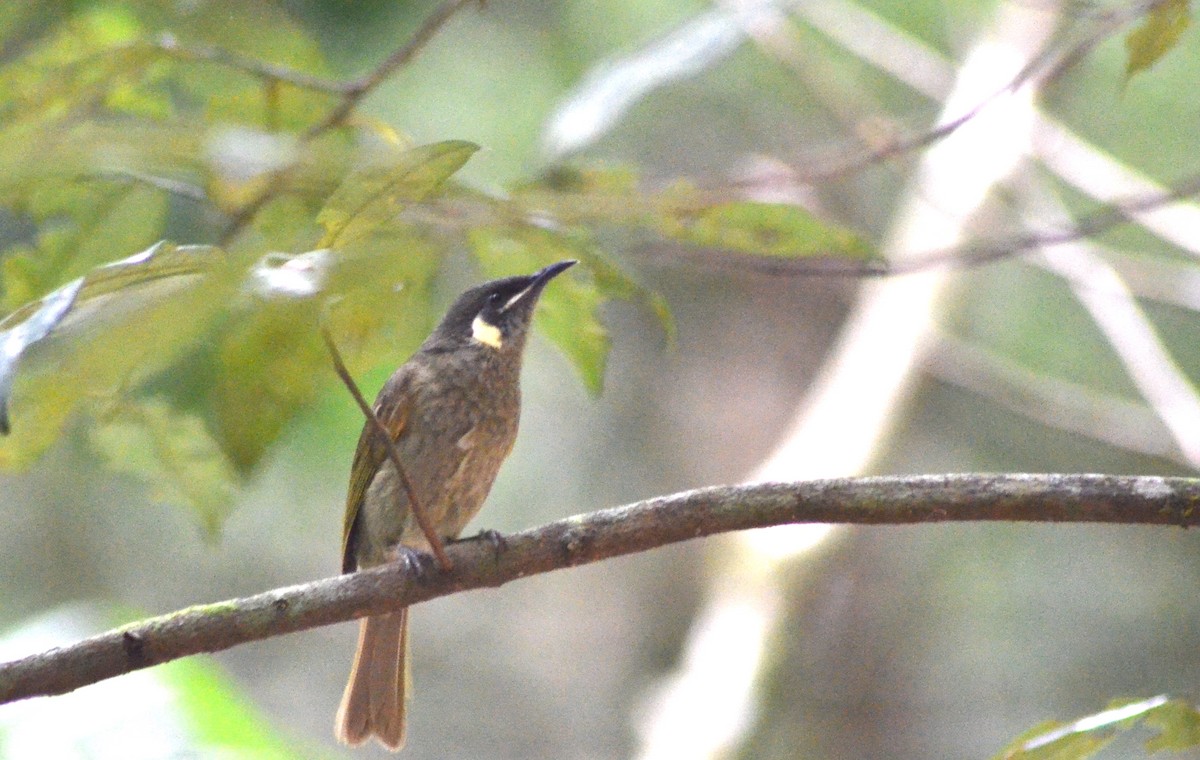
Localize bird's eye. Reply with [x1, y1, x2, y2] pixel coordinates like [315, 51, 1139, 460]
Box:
[487, 292, 504, 307]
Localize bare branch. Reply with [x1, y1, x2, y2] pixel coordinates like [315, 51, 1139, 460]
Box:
[773, 0, 1153, 183]
[1, 474, 1198, 706]
[925, 333, 1188, 467]
[1019, 177, 1200, 468]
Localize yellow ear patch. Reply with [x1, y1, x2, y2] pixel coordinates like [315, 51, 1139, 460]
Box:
[471, 314, 503, 349]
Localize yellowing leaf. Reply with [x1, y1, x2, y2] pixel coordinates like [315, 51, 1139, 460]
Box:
[1125, 0, 1191, 81]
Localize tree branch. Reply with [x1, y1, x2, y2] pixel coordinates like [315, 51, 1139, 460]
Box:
[2, 473, 1197, 705]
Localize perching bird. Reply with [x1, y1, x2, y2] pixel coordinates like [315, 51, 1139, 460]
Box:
[335, 260, 577, 750]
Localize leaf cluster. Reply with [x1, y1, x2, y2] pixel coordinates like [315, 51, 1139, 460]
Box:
[0, 2, 875, 534]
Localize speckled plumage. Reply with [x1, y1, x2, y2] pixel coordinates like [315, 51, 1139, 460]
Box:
[335, 261, 575, 751]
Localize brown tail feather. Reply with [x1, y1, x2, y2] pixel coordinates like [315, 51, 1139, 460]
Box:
[335, 609, 409, 751]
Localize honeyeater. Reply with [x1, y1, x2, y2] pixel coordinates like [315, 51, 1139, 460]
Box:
[335, 260, 576, 750]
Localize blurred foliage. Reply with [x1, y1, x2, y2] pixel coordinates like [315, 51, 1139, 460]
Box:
[992, 697, 1200, 759]
[0, 1, 1198, 759]
[0, 1, 872, 533]
[0, 604, 305, 759]
[1124, 0, 1191, 82]
[161, 656, 309, 759]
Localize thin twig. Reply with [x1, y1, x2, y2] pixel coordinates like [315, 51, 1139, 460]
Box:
[925, 332, 1187, 467]
[94, 169, 210, 203]
[320, 326, 452, 570]
[150, 34, 349, 94]
[635, 170, 1200, 279]
[304, 0, 480, 139]
[1020, 176, 1200, 468]
[775, 0, 1155, 184]
[218, 0, 480, 246]
[1, 474, 1197, 705]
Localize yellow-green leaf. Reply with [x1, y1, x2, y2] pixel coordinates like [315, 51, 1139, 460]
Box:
[990, 720, 1113, 760]
[1143, 699, 1200, 751]
[0, 241, 230, 464]
[1125, 0, 1191, 81]
[991, 696, 1183, 760]
[317, 140, 478, 249]
[213, 239, 441, 470]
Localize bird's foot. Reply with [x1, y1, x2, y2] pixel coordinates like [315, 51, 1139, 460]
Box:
[384, 544, 437, 581]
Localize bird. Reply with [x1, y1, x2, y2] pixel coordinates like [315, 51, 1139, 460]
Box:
[334, 259, 577, 751]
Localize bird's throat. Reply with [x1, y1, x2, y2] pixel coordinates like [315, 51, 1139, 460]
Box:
[471, 315, 503, 349]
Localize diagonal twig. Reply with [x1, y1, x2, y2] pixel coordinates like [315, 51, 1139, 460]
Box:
[304, 0, 481, 139]
[1018, 176, 1200, 468]
[925, 331, 1189, 467]
[150, 35, 350, 94]
[320, 326, 452, 570]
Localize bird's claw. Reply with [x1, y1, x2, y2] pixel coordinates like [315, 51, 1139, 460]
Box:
[385, 544, 437, 581]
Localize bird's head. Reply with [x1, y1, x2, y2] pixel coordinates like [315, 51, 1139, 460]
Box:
[427, 260, 577, 355]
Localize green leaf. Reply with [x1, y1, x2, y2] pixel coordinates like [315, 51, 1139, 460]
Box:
[1143, 699, 1200, 751]
[991, 696, 1193, 759]
[21, 181, 162, 297]
[90, 398, 240, 537]
[0, 8, 155, 126]
[582, 250, 676, 344]
[210, 297, 329, 471]
[317, 140, 479, 249]
[990, 721, 1113, 760]
[162, 656, 303, 759]
[0, 276, 83, 434]
[0, 241, 230, 467]
[1125, 0, 1191, 81]
[212, 239, 441, 471]
[514, 165, 873, 262]
[659, 198, 872, 259]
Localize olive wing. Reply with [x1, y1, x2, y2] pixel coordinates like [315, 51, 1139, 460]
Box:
[341, 368, 414, 573]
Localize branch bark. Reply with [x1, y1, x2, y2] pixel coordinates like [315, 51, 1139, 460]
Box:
[2, 473, 1197, 705]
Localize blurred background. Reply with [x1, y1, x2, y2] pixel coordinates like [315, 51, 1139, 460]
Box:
[2, 0, 1200, 758]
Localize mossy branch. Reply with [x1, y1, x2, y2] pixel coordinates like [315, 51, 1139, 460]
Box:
[1, 473, 1198, 705]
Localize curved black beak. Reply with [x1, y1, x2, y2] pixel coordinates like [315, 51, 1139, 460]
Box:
[499, 259, 577, 314]
[530, 259, 577, 289]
